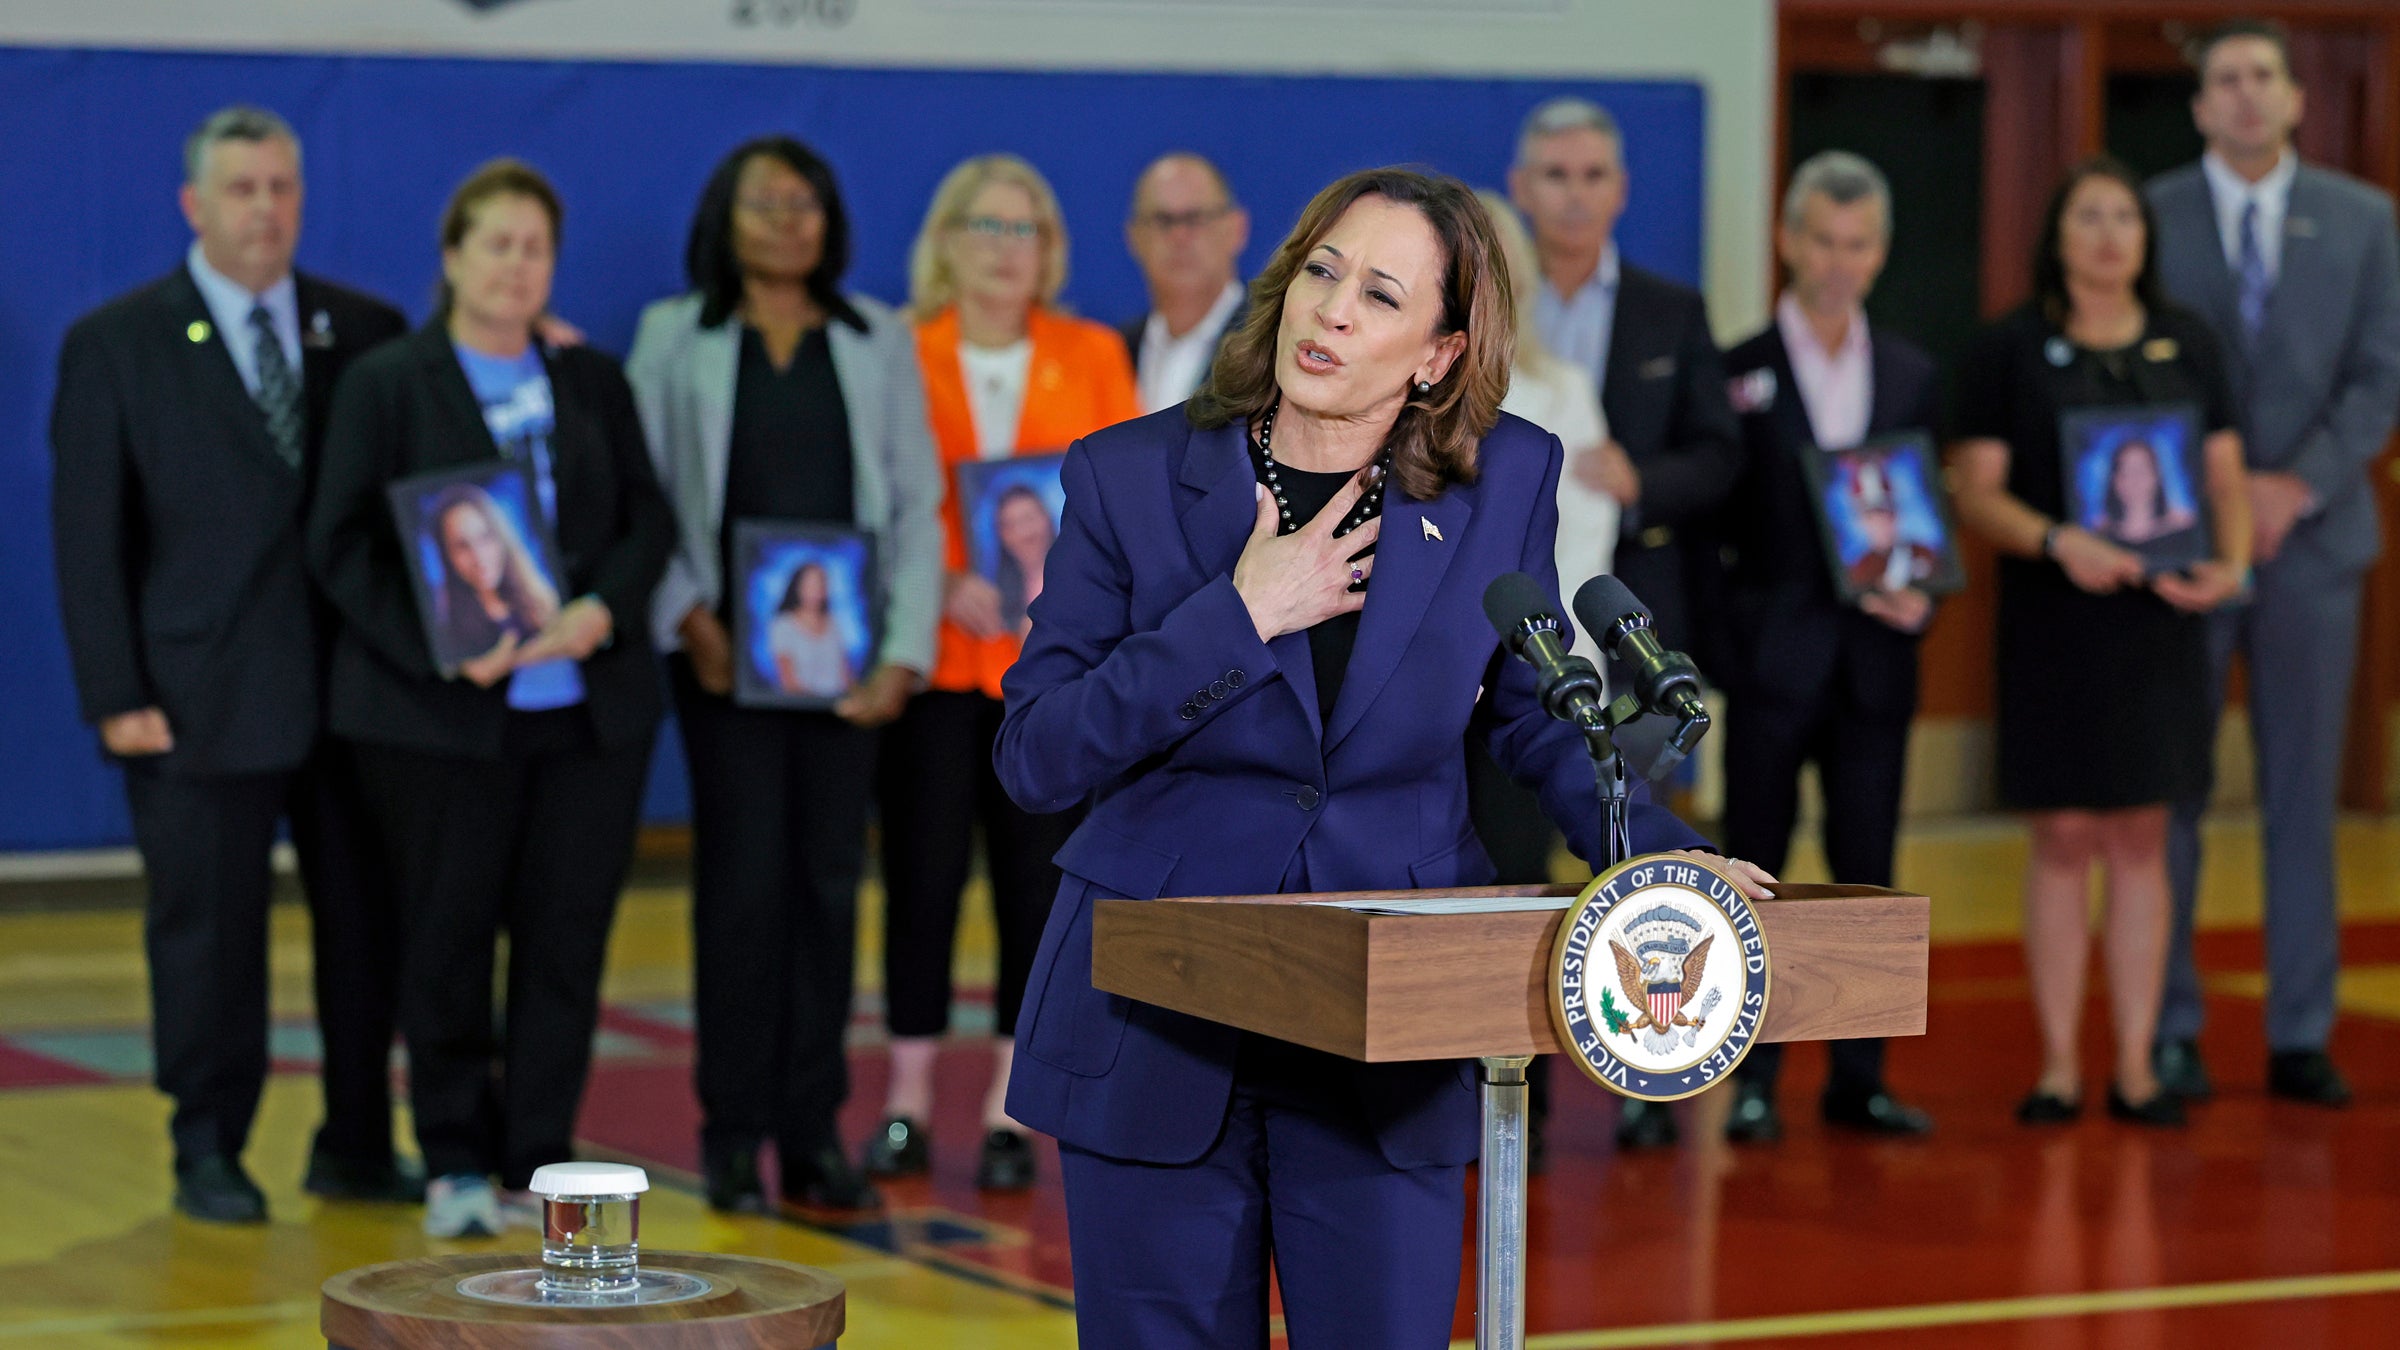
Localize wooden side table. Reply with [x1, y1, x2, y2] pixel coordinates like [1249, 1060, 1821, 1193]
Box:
[322, 1251, 843, 1349]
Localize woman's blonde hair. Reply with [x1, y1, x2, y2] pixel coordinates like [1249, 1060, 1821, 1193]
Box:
[1191, 167, 1515, 501]
[1474, 189, 1564, 381]
[908, 154, 1071, 320]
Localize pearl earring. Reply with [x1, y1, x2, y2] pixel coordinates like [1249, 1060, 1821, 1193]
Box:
[1416, 380, 1433, 395]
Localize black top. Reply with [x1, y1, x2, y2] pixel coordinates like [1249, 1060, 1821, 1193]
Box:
[720, 326, 855, 618]
[49, 266, 406, 776]
[1245, 433, 1377, 722]
[1949, 302, 2236, 809]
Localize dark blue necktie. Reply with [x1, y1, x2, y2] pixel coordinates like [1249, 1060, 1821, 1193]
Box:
[2236, 199, 2272, 347]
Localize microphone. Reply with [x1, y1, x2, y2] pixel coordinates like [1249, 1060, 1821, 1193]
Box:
[1482, 572, 1606, 733]
[1573, 575, 1708, 728]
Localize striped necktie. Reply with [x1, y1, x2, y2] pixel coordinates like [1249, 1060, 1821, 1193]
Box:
[249, 304, 303, 470]
[2236, 199, 2272, 347]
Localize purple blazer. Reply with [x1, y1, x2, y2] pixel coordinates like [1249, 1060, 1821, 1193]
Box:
[996, 408, 1706, 1169]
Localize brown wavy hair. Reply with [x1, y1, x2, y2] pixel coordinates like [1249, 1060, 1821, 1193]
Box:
[1190, 167, 1514, 501]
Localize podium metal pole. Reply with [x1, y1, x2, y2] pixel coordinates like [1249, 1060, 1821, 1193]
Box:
[1475, 1054, 1534, 1350]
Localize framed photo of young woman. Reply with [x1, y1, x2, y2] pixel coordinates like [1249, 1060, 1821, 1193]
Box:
[1797, 430, 1966, 604]
[729, 520, 880, 710]
[2059, 404, 2209, 574]
[385, 460, 565, 674]
[955, 452, 1068, 638]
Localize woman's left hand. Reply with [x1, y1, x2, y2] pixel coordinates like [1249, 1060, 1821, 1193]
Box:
[518, 596, 614, 665]
[2152, 560, 2245, 614]
[1669, 849, 1777, 900]
[835, 663, 918, 729]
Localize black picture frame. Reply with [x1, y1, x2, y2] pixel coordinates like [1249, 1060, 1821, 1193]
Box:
[385, 459, 564, 674]
[2059, 403, 2210, 575]
[729, 519, 880, 711]
[1796, 429, 1967, 604]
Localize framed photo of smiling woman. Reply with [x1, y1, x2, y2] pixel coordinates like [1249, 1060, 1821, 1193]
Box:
[2060, 403, 2209, 574]
[385, 460, 565, 674]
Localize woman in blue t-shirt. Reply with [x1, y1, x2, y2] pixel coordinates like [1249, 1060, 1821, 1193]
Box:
[308, 158, 674, 1240]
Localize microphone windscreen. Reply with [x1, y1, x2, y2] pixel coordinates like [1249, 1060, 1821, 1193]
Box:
[1481, 571, 1554, 639]
[1573, 574, 1649, 650]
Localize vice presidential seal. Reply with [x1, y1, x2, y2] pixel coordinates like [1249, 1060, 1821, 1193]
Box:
[1549, 853, 1771, 1101]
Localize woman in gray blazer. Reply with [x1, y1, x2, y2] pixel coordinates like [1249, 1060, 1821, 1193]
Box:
[626, 135, 943, 1215]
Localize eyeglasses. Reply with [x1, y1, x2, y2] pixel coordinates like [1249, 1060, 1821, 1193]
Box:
[737, 195, 823, 219]
[1132, 206, 1232, 233]
[960, 216, 1043, 242]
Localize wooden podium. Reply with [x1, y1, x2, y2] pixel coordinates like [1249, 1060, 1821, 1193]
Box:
[1092, 878, 1930, 1350]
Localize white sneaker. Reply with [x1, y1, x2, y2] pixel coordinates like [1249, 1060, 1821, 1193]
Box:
[423, 1174, 503, 1238]
[498, 1187, 544, 1232]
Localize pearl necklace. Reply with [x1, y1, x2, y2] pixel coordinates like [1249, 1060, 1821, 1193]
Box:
[1256, 402, 1390, 537]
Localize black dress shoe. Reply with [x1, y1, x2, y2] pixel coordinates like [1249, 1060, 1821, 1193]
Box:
[174, 1155, 267, 1224]
[2267, 1051, 2353, 1107]
[860, 1116, 932, 1178]
[1723, 1082, 1783, 1144]
[1822, 1090, 1933, 1137]
[779, 1143, 881, 1212]
[303, 1148, 426, 1203]
[976, 1129, 1036, 1191]
[2153, 1038, 2214, 1102]
[703, 1144, 768, 1215]
[1614, 1099, 1677, 1150]
[2013, 1091, 2081, 1126]
[2106, 1087, 2188, 1128]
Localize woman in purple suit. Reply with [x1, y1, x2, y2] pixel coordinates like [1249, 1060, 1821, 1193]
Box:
[994, 168, 1769, 1349]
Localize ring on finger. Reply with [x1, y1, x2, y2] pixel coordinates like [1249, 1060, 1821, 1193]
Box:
[1350, 566, 1365, 582]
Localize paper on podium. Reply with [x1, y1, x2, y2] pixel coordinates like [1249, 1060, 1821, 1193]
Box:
[1309, 895, 1576, 916]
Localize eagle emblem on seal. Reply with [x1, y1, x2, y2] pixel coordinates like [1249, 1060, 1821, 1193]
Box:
[1600, 904, 1726, 1058]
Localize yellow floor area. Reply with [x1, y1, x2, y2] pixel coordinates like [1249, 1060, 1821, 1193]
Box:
[0, 810, 2394, 1347]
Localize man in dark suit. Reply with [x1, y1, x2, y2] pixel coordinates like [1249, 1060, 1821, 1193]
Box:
[1509, 95, 1741, 658]
[2147, 21, 2400, 1108]
[1510, 94, 1742, 1151]
[1118, 152, 1249, 414]
[1716, 152, 1938, 1142]
[49, 106, 412, 1222]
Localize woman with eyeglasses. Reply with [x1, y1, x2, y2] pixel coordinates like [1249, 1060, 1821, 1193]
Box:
[626, 135, 942, 1215]
[866, 153, 1136, 1192]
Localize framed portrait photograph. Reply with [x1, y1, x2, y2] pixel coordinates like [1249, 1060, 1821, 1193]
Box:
[1799, 430, 1967, 604]
[2059, 404, 2209, 574]
[385, 460, 565, 674]
[955, 452, 1067, 639]
[729, 520, 879, 711]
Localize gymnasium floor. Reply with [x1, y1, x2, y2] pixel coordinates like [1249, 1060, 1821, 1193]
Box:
[0, 814, 2395, 1348]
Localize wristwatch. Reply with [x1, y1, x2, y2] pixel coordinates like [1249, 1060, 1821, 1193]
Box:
[2040, 522, 2064, 558]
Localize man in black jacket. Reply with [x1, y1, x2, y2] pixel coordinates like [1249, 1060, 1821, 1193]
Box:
[49, 107, 412, 1222]
[1509, 95, 1741, 658]
[1715, 152, 1938, 1142]
[1510, 95, 1743, 1152]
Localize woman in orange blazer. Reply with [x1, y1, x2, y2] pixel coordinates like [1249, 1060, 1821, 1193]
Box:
[868, 153, 1138, 1192]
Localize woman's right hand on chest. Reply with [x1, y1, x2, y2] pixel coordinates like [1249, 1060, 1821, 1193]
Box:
[1233, 471, 1381, 642]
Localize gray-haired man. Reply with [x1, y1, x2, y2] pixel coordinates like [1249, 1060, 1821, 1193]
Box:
[2148, 21, 2400, 1107]
[50, 107, 412, 1220]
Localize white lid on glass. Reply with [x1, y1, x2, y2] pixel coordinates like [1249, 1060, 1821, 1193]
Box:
[527, 1162, 650, 1197]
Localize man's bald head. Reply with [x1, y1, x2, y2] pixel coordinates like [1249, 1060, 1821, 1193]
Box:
[1127, 151, 1248, 316]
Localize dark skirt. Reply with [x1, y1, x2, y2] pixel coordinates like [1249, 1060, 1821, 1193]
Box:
[1994, 559, 2212, 811]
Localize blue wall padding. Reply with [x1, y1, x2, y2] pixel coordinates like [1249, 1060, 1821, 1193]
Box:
[0, 44, 1703, 848]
